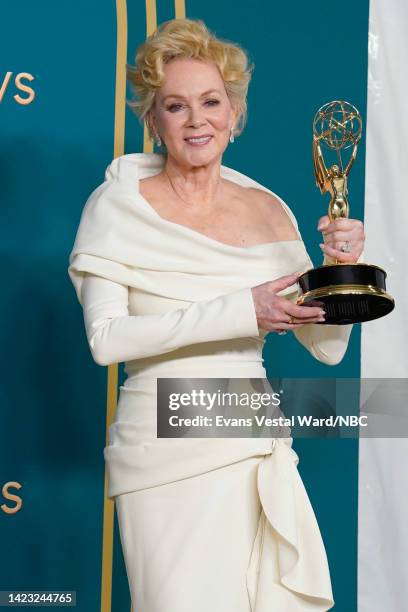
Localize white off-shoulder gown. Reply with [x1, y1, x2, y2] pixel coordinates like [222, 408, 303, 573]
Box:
[68, 152, 358, 612]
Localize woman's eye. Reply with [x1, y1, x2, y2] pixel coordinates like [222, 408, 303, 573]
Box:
[205, 99, 220, 106]
[167, 104, 183, 112]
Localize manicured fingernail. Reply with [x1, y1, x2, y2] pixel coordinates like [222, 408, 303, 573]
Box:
[319, 243, 325, 249]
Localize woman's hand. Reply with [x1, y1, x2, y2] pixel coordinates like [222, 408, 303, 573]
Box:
[317, 215, 365, 263]
[251, 272, 326, 333]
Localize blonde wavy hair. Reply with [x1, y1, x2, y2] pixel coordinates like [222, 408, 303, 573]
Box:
[126, 18, 254, 142]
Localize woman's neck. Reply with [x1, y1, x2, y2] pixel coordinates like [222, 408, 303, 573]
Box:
[161, 155, 224, 209]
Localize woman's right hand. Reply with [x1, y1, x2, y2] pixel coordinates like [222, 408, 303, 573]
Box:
[251, 272, 326, 333]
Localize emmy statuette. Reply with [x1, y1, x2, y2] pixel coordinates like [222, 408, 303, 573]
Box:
[297, 100, 395, 324]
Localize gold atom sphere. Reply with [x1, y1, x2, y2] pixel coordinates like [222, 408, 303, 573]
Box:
[313, 100, 362, 151]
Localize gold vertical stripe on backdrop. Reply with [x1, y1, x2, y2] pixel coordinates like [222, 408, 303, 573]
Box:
[100, 1, 127, 611]
[174, 0, 186, 19]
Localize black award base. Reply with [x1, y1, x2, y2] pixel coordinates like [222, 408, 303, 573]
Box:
[297, 263, 395, 324]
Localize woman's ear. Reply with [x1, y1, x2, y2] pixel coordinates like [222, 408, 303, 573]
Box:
[146, 110, 158, 141]
[231, 105, 241, 132]
[146, 110, 154, 133]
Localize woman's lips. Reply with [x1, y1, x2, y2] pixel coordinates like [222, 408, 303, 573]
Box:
[184, 136, 213, 146]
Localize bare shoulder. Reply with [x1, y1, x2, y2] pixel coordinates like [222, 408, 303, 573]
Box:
[246, 186, 283, 208]
[240, 185, 300, 241]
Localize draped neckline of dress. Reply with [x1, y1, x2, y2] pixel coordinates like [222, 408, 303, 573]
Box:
[133, 155, 304, 253]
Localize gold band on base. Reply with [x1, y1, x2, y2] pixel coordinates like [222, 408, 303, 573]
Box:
[297, 283, 395, 305]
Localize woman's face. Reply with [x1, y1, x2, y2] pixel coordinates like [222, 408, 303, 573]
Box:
[148, 57, 238, 167]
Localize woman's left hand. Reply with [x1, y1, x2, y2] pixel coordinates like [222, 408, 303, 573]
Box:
[317, 215, 365, 263]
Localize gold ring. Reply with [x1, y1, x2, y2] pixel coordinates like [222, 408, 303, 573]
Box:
[289, 316, 295, 325]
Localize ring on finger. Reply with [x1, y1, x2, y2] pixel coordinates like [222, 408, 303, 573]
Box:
[340, 240, 352, 253]
[288, 316, 296, 325]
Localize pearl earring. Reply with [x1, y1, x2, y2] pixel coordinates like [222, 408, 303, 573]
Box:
[229, 126, 235, 143]
[154, 131, 162, 147]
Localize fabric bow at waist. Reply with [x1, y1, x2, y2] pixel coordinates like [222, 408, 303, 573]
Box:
[246, 439, 334, 611]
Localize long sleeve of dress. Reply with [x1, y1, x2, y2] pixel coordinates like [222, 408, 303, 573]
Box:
[81, 273, 260, 366]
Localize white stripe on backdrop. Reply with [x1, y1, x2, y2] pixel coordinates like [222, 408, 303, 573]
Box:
[359, 0, 408, 610]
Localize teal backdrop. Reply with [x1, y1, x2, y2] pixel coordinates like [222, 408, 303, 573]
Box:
[0, 1, 368, 610]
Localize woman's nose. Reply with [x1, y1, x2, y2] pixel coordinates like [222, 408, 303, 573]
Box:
[187, 105, 206, 127]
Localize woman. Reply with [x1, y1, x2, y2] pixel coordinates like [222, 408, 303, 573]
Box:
[68, 18, 364, 612]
